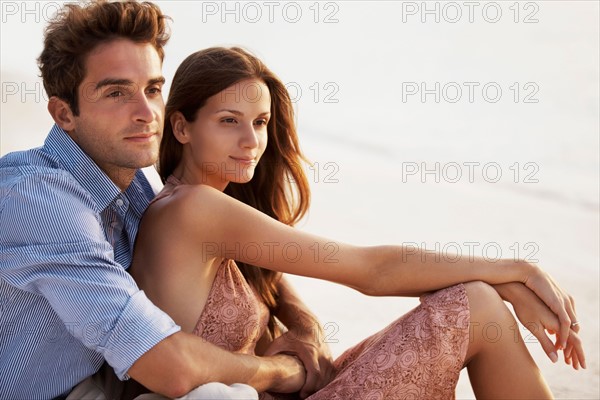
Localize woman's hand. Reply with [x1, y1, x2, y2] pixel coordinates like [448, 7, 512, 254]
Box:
[518, 261, 578, 350]
[266, 276, 336, 398]
[497, 282, 586, 369]
[563, 330, 585, 370]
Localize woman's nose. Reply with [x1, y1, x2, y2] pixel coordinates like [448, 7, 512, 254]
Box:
[240, 124, 259, 149]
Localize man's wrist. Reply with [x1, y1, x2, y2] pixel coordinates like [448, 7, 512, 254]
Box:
[260, 354, 305, 393]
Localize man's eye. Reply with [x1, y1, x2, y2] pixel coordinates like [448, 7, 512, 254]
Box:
[147, 87, 162, 95]
[107, 91, 124, 98]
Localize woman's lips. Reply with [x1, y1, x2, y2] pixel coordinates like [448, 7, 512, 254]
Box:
[230, 156, 256, 165]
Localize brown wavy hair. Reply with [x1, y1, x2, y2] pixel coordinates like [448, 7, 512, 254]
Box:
[38, 0, 170, 115]
[160, 47, 311, 334]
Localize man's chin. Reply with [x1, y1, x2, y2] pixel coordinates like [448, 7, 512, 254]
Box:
[121, 157, 158, 171]
[133, 151, 159, 168]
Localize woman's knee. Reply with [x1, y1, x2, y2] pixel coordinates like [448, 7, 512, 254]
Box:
[463, 280, 498, 301]
[463, 281, 512, 323]
[463, 281, 516, 363]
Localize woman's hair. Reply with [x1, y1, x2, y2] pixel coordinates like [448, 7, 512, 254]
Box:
[160, 47, 311, 334]
[38, 0, 170, 115]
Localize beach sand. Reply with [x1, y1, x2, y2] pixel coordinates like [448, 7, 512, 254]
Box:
[287, 135, 599, 399]
[1, 1, 598, 398]
[2, 94, 597, 398]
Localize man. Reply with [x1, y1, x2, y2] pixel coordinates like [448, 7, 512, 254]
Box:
[0, 1, 331, 398]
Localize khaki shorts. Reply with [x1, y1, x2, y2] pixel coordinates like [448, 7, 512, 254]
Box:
[66, 363, 258, 400]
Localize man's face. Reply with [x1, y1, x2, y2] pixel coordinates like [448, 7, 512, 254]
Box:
[68, 39, 164, 188]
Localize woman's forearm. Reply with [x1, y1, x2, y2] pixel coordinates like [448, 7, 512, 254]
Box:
[492, 282, 525, 302]
[275, 276, 323, 334]
[365, 245, 531, 296]
[365, 246, 574, 350]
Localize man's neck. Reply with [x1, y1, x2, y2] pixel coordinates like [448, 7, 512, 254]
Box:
[107, 168, 137, 192]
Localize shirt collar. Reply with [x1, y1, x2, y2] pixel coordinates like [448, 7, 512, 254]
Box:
[44, 124, 123, 212]
[125, 170, 155, 218]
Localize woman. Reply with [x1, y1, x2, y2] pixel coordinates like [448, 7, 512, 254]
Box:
[129, 47, 585, 399]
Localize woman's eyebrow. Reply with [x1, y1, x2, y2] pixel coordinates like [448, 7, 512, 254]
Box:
[215, 109, 243, 115]
[214, 109, 271, 117]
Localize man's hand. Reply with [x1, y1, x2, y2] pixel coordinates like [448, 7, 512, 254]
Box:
[127, 331, 307, 397]
[494, 282, 586, 369]
[268, 276, 336, 398]
[263, 324, 335, 398]
[265, 353, 307, 394]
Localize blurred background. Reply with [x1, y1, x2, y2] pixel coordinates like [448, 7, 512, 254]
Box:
[1, 1, 598, 397]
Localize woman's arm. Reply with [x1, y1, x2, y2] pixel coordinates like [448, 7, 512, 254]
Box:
[166, 183, 576, 349]
[263, 277, 336, 398]
[493, 282, 585, 369]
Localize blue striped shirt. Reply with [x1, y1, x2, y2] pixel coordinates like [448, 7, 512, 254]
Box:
[0, 125, 180, 399]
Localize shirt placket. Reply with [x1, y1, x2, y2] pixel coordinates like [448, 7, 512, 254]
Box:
[106, 196, 131, 268]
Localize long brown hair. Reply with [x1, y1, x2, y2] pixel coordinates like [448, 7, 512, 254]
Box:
[160, 47, 311, 334]
[38, 0, 170, 115]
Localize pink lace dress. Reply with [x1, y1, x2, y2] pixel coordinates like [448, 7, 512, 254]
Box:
[158, 177, 471, 400]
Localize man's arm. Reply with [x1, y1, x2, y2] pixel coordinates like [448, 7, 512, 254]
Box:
[0, 174, 304, 397]
[263, 276, 335, 398]
[128, 331, 305, 397]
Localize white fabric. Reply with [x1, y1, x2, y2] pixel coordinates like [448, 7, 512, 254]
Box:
[136, 383, 259, 400]
[177, 383, 258, 399]
[67, 376, 258, 400]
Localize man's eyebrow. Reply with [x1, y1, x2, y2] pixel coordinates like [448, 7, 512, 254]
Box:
[148, 77, 166, 86]
[94, 78, 132, 90]
[94, 77, 166, 90]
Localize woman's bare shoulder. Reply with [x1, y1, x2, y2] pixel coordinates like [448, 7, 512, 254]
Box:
[149, 184, 220, 211]
[142, 184, 230, 234]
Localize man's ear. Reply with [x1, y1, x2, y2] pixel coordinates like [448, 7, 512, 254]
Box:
[170, 111, 191, 144]
[48, 96, 76, 131]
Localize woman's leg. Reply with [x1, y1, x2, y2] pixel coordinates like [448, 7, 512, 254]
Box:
[463, 281, 553, 399]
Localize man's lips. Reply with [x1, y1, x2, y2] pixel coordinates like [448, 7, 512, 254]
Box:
[124, 133, 158, 142]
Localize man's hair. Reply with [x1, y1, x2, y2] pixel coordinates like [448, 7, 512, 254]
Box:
[38, 0, 170, 115]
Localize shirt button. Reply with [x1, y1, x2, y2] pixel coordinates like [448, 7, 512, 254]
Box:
[115, 199, 124, 207]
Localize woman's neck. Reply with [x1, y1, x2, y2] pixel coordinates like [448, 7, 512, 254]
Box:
[172, 163, 229, 192]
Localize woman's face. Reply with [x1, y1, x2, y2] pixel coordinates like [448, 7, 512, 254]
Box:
[176, 78, 270, 190]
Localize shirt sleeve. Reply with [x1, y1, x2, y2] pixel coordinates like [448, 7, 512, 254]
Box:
[0, 169, 181, 379]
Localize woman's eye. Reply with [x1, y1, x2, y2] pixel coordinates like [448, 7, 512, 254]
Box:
[255, 119, 268, 126]
[222, 118, 237, 124]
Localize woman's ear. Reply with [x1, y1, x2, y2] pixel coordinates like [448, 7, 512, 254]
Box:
[170, 111, 191, 144]
[48, 97, 76, 131]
